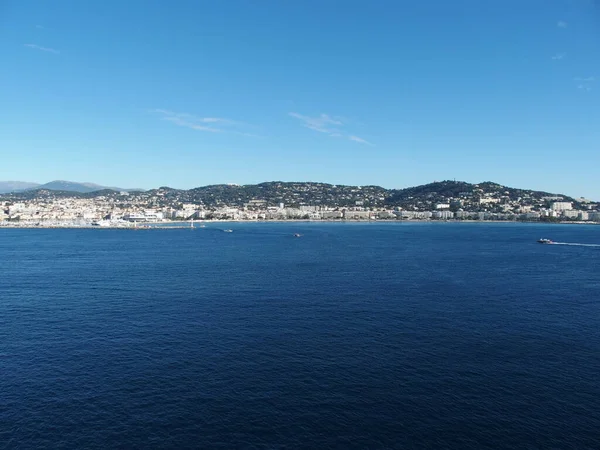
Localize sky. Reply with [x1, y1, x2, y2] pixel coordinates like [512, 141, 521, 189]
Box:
[1, 0, 599, 198]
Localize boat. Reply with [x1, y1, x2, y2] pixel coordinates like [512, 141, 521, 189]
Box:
[223, 229, 233, 233]
[92, 220, 111, 227]
[537, 238, 554, 244]
[293, 233, 302, 237]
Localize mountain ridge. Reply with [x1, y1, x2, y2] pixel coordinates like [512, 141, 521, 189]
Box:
[2, 180, 594, 211]
[0, 181, 40, 193]
[0, 180, 142, 194]
[0, 179, 591, 202]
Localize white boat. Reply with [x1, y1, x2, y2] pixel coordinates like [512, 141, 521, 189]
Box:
[223, 229, 233, 233]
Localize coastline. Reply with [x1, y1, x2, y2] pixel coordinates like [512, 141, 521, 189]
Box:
[0, 219, 598, 229]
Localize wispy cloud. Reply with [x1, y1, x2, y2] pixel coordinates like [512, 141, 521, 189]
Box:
[24, 43, 59, 54]
[349, 135, 374, 146]
[152, 109, 258, 136]
[289, 112, 374, 145]
[551, 52, 566, 60]
[35, 25, 45, 29]
[288, 112, 343, 134]
[557, 20, 568, 28]
[575, 76, 595, 91]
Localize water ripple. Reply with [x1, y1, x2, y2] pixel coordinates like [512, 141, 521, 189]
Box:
[1, 223, 600, 449]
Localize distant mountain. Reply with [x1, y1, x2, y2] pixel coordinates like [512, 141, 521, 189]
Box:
[0, 180, 143, 194]
[35, 180, 120, 193]
[0, 181, 40, 194]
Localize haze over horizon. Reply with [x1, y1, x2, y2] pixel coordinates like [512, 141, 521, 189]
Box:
[2, 0, 599, 199]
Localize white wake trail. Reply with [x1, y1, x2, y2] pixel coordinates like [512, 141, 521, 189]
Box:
[552, 242, 600, 247]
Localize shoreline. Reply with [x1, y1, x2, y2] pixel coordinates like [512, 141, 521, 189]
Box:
[0, 219, 598, 229]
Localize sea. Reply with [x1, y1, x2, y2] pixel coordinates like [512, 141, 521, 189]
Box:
[1, 222, 599, 449]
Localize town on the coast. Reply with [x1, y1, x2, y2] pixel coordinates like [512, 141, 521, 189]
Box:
[1, 180, 599, 227]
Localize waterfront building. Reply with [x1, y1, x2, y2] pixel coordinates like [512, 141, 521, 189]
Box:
[551, 202, 573, 211]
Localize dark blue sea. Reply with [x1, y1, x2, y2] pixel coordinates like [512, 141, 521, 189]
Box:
[2, 223, 600, 449]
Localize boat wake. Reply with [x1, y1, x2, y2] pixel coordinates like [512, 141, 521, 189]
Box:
[551, 242, 600, 248]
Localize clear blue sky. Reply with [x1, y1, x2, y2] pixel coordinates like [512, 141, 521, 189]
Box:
[1, 0, 599, 198]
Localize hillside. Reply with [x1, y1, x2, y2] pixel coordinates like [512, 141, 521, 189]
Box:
[385, 180, 578, 211]
[1, 180, 584, 212]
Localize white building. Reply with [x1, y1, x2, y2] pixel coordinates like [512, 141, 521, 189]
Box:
[376, 211, 396, 219]
[82, 211, 99, 220]
[124, 213, 146, 222]
[394, 211, 433, 220]
[479, 197, 500, 205]
[551, 202, 572, 211]
[589, 212, 600, 222]
[124, 211, 164, 222]
[455, 211, 477, 219]
[321, 211, 343, 220]
[144, 211, 164, 221]
[433, 211, 454, 219]
[343, 210, 372, 220]
[522, 212, 541, 220]
[562, 210, 579, 219]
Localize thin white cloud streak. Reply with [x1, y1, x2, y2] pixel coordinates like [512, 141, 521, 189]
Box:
[153, 109, 234, 124]
[163, 116, 222, 133]
[551, 52, 566, 60]
[288, 112, 343, 134]
[35, 25, 45, 29]
[557, 20, 568, 28]
[152, 109, 258, 136]
[24, 44, 60, 54]
[575, 76, 595, 82]
[289, 112, 374, 145]
[349, 135, 374, 146]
